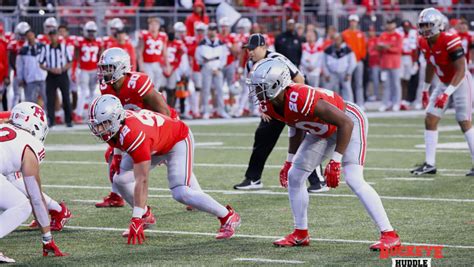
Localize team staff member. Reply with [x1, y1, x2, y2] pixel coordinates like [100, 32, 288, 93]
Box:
[39, 29, 73, 128]
[233, 34, 326, 192]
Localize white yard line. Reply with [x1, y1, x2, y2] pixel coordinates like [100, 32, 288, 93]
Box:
[51, 225, 474, 250]
[233, 258, 304, 264]
[384, 177, 435, 181]
[42, 184, 474, 203]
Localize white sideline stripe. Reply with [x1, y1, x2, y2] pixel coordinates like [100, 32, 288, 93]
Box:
[195, 146, 467, 153]
[45, 142, 224, 151]
[233, 258, 304, 264]
[73, 195, 171, 203]
[42, 160, 469, 173]
[384, 177, 434, 181]
[55, 225, 474, 249]
[42, 184, 474, 203]
[192, 132, 464, 139]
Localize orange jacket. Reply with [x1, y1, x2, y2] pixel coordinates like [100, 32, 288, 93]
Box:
[342, 29, 367, 62]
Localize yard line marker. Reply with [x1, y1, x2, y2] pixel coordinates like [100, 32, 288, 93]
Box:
[42, 184, 474, 203]
[233, 258, 304, 264]
[55, 225, 474, 250]
[45, 142, 223, 151]
[192, 132, 463, 139]
[384, 177, 434, 181]
[73, 195, 171, 203]
[43, 160, 470, 173]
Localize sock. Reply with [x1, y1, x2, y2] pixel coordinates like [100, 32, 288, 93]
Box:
[288, 167, 312, 229]
[113, 171, 136, 207]
[44, 194, 61, 212]
[171, 186, 228, 218]
[42, 231, 52, 243]
[219, 210, 232, 225]
[344, 164, 393, 232]
[424, 130, 438, 166]
[463, 128, 474, 165]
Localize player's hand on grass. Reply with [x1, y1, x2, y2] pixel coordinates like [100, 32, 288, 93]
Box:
[43, 239, 67, 257]
[128, 217, 145, 245]
[324, 160, 341, 188]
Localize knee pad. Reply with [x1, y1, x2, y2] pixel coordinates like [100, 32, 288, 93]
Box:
[171, 186, 191, 204]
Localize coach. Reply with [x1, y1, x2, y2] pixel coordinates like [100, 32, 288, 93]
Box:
[233, 34, 326, 192]
[40, 29, 73, 127]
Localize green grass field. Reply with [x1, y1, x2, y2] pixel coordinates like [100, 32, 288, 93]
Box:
[1, 114, 473, 266]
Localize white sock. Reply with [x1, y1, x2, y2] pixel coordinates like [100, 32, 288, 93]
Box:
[288, 167, 311, 229]
[424, 130, 438, 166]
[344, 164, 393, 232]
[171, 186, 228, 217]
[44, 194, 61, 212]
[463, 128, 474, 165]
[113, 171, 136, 207]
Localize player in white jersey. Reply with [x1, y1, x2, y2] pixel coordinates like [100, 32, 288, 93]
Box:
[0, 102, 67, 259]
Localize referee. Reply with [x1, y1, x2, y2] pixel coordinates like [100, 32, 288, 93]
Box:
[39, 29, 73, 127]
[233, 34, 327, 192]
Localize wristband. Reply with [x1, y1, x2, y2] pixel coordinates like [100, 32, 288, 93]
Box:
[331, 152, 343, 162]
[423, 82, 431, 92]
[444, 85, 457, 96]
[132, 207, 145, 218]
[287, 153, 295, 162]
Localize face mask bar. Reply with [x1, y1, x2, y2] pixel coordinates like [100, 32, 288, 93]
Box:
[418, 22, 435, 38]
[88, 119, 114, 142]
[98, 64, 116, 83]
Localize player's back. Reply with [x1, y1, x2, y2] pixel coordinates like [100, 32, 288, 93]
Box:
[0, 123, 45, 175]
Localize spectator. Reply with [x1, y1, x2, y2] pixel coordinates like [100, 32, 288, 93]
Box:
[39, 29, 73, 127]
[396, 20, 418, 107]
[275, 19, 303, 66]
[377, 19, 403, 112]
[454, 19, 473, 63]
[300, 30, 323, 87]
[195, 22, 229, 119]
[0, 24, 9, 111]
[342, 14, 367, 109]
[367, 25, 381, 101]
[16, 30, 47, 106]
[295, 23, 305, 41]
[322, 25, 337, 50]
[322, 33, 357, 101]
[185, 0, 209, 37]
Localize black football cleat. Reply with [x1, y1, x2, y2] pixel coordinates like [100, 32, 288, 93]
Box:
[411, 162, 437, 175]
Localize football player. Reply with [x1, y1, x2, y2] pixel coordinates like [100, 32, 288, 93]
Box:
[0, 102, 67, 257]
[412, 8, 474, 176]
[102, 18, 123, 50]
[137, 17, 170, 91]
[37, 17, 59, 45]
[8, 22, 30, 107]
[88, 95, 241, 244]
[248, 58, 400, 250]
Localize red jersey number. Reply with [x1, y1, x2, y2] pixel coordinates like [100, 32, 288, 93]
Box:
[0, 127, 17, 142]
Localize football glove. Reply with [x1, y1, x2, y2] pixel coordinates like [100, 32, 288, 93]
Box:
[434, 93, 448, 109]
[324, 160, 341, 188]
[279, 161, 292, 188]
[109, 154, 122, 182]
[422, 91, 430, 109]
[43, 239, 67, 257]
[127, 217, 145, 245]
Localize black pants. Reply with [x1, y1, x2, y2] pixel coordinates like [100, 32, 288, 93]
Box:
[245, 118, 320, 185]
[46, 72, 72, 126]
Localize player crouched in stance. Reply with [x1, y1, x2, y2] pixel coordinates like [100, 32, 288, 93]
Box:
[88, 95, 240, 244]
[0, 103, 67, 261]
[411, 8, 474, 176]
[248, 59, 400, 250]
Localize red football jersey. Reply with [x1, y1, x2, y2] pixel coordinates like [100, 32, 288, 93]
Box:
[418, 32, 466, 84]
[166, 39, 186, 74]
[76, 36, 102, 70]
[107, 109, 189, 163]
[219, 33, 237, 65]
[140, 30, 168, 63]
[183, 35, 200, 72]
[99, 72, 154, 110]
[7, 39, 25, 54]
[102, 36, 118, 50]
[457, 31, 472, 62]
[261, 84, 345, 138]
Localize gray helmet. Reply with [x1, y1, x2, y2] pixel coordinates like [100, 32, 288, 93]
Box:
[248, 58, 292, 101]
[97, 48, 131, 84]
[418, 8, 443, 38]
[15, 22, 31, 35]
[88, 95, 126, 142]
[83, 21, 98, 38]
[43, 17, 58, 34]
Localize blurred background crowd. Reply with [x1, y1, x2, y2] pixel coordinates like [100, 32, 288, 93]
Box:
[1, 0, 474, 126]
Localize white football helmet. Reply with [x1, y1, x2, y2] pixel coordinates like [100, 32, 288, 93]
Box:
[108, 18, 124, 36]
[83, 21, 98, 38]
[418, 8, 444, 38]
[10, 102, 49, 143]
[88, 95, 126, 142]
[98, 48, 131, 84]
[236, 18, 251, 33]
[15, 22, 31, 35]
[195, 22, 207, 33]
[174, 22, 186, 33]
[219, 17, 231, 28]
[248, 58, 292, 101]
[43, 17, 58, 34]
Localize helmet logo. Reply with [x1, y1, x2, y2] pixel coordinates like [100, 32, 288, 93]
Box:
[33, 106, 46, 122]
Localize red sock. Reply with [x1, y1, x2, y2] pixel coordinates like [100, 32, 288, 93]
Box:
[219, 210, 233, 225]
[293, 229, 309, 238]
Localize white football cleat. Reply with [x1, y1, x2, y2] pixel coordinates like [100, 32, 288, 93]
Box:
[0, 252, 15, 263]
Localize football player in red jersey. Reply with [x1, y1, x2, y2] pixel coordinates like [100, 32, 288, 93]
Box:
[218, 17, 239, 107]
[453, 19, 473, 63]
[74, 21, 103, 122]
[137, 17, 170, 91]
[249, 58, 400, 250]
[88, 94, 241, 244]
[8, 22, 30, 106]
[412, 8, 474, 176]
[58, 25, 79, 122]
[37, 17, 59, 45]
[95, 47, 172, 209]
[102, 18, 123, 50]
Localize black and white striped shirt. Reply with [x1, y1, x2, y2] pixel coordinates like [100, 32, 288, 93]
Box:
[245, 50, 300, 79]
[39, 43, 72, 70]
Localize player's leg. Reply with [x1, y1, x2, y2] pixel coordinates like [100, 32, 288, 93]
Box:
[58, 75, 73, 126]
[166, 131, 240, 238]
[412, 83, 446, 175]
[200, 68, 212, 119]
[354, 61, 365, 108]
[213, 71, 229, 118]
[451, 74, 474, 175]
[75, 70, 88, 120]
[0, 174, 31, 238]
[380, 69, 391, 111]
[112, 153, 136, 207]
